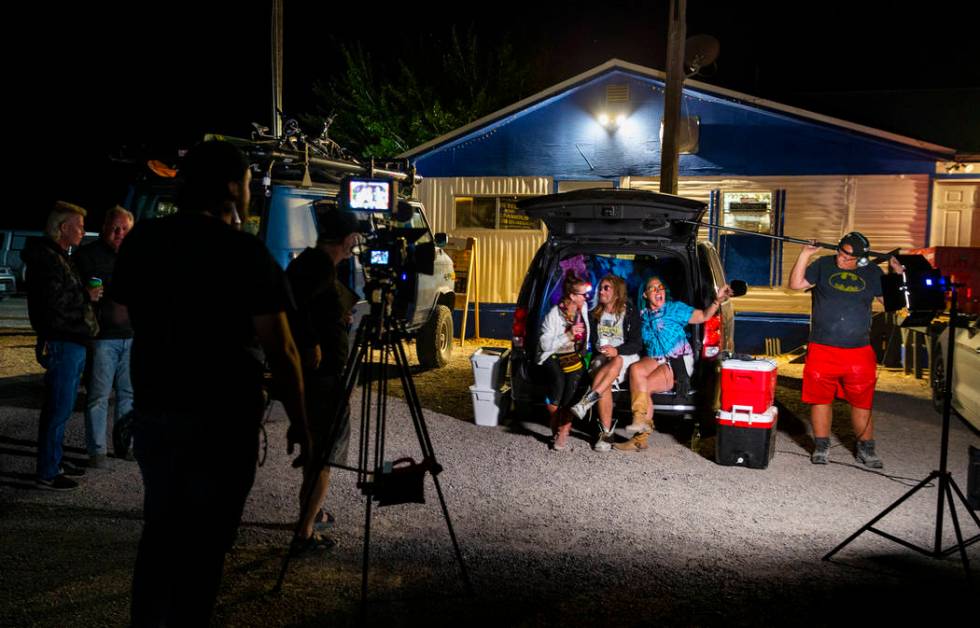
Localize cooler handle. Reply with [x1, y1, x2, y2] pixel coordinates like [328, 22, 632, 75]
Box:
[731, 405, 755, 424]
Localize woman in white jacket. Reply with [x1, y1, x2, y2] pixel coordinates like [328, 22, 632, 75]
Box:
[537, 270, 591, 450]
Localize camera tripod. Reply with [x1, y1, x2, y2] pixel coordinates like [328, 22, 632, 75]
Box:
[274, 279, 472, 614]
[823, 281, 979, 580]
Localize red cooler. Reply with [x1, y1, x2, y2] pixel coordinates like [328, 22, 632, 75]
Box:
[720, 358, 777, 414]
[716, 405, 778, 469]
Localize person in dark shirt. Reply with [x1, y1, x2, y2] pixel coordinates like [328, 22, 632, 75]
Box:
[789, 232, 903, 468]
[73, 205, 135, 469]
[286, 207, 361, 555]
[113, 140, 309, 626]
[21, 201, 101, 490]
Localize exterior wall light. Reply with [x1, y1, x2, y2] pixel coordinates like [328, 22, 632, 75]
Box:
[597, 112, 627, 129]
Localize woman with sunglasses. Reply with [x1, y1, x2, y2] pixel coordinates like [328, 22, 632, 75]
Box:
[616, 276, 732, 452]
[568, 274, 642, 451]
[537, 270, 592, 450]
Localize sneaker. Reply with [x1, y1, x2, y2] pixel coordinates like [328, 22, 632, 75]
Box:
[856, 440, 884, 469]
[811, 438, 830, 465]
[88, 454, 108, 469]
[570, 391, 600, 420]
[36, 474, 79, 491]
[290, 532, 336, 557]
[59, 460, 86, 477]
[593, 430, 613, 452]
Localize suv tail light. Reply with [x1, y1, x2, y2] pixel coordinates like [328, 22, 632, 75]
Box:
[702, 312, 722, 359]
[512, 306, 528, 348]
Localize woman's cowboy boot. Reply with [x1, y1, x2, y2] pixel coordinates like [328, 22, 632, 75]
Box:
[613, 431, 651, 452]
[626, 391, 654, 433]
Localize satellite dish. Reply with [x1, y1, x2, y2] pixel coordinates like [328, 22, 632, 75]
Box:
[684, 34, 720, 76]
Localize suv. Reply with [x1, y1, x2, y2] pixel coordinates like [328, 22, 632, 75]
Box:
[509, 189, 736, 435]
[124, 143, 456, 367]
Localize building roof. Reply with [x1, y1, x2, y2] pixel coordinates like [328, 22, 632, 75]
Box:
[400, 58, 955, 160]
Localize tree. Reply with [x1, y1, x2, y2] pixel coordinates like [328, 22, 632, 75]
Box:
[307, 26, 532, 158]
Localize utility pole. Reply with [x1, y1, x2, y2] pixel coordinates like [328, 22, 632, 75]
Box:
[659, 0, 687, 195]
[271, 0, 284, 137]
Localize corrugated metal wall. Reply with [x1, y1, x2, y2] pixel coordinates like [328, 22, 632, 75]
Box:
[852, 175, 930, 252]
[647, 175, 928, 284]
[417, 177, 552, 303]
[418, 174, 929, 304]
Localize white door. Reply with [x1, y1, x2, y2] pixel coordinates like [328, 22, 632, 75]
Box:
[933, 183, 980, 246]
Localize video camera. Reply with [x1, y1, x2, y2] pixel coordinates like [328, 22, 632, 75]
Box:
[338, 176, 437, 321]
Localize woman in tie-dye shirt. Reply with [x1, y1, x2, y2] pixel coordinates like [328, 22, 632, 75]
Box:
[615, 276, 733, 452]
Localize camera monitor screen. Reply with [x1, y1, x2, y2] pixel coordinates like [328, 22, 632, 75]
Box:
[370, 250, 390, 265]
[341, 177, 397, 212]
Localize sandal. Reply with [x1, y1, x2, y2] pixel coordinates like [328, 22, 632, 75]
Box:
[290, 531, 336, 557]
[613, 432, 651, 452]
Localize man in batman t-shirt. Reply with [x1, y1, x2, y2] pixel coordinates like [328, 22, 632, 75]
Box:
[789, 232, 903, 468]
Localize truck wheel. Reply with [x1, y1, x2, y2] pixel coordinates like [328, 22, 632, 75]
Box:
[417, 305, 453, 368]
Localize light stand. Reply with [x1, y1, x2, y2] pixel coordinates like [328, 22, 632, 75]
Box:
[823, 280, 980, 579]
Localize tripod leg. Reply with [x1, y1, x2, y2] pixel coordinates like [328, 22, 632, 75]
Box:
[429, 471, 474, 594]
[392, 333, 433, 457]
[391, 328, 472, 594]
[361, 485, 373, 620]
[823, 471, 940, 561]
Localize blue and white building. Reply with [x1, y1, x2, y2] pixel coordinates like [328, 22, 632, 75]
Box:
[400, 59, 974, 349]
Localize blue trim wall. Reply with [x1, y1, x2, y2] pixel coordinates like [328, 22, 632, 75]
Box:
[452, 304, 810, 355]
[414, 70, 945, 179]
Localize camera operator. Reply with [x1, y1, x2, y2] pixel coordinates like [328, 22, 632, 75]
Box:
[114, 140, 308, 625]
[286, 207, 361, 556]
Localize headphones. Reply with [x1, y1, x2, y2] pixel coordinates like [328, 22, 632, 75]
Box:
[838, 231, 870, 267]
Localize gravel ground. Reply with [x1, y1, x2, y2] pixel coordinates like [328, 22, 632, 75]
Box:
[1, 324, 979, 627]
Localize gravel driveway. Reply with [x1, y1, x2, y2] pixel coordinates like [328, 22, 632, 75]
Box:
[1, 342, 978, 626]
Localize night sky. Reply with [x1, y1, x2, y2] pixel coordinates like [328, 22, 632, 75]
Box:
[9, 1, 979, 229]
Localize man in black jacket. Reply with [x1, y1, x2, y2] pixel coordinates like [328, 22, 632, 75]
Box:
[286, 207, 360, 555]
[22, 201, 101, 490]
[73, 206, 134, 469]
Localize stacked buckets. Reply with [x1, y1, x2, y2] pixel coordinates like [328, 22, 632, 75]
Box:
[469, 347, 511, 426]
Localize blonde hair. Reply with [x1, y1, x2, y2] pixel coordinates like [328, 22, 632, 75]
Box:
[592, 274, 628, 318]
[46, 201, 87, 239]
[103, 205, 134, 229]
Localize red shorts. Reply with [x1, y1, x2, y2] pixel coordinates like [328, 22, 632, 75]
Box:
[802, 343, 877, 409]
